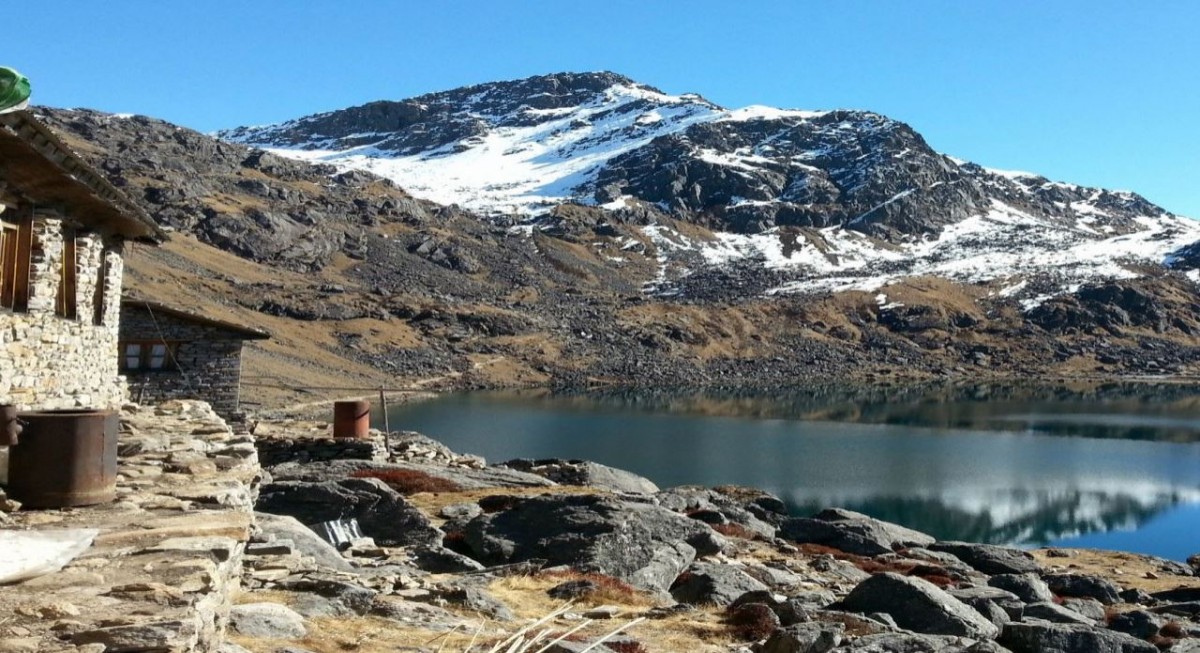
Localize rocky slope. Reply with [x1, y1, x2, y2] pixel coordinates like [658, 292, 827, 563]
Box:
[221, 72, 1200, 304]
[32, 103, 1200, 407]
[237, 424, 1200, 653]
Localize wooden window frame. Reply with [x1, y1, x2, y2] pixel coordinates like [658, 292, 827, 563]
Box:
[120, 340, 180, 372]
[0, 211, 33, 312]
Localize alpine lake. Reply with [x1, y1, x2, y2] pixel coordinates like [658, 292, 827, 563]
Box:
[376, 381, 1200, 561]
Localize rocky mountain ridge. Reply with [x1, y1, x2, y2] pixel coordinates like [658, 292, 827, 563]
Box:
[219, 71, 1200, 305]
[32, 102, 1200, 402]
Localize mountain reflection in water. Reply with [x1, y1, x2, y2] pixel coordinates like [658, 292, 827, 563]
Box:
[381, 382, 1200, 560]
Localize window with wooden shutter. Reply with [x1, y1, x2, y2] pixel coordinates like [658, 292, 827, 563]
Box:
[0, 212, 32, 311]
[56, 227, 77, 319]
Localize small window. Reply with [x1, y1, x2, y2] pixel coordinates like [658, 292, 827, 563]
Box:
[120, 341, 179, 371]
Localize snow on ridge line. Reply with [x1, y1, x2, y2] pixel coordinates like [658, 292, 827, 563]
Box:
[633, 201, 1200, 301]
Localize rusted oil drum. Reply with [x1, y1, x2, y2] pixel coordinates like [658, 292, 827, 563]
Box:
[332, 400, 371, 439]
[7, 409, 119, 508]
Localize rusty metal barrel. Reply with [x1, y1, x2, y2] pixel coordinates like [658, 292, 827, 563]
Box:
[332, 400, 371, 439]
[7, 409, 119, 508]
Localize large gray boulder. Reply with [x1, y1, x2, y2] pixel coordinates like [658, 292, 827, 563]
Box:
[928, 542, 1040, 575]
[948, 586, 1025, 622]
[229, 603, 307, 639]
[780, 509, 934, 556]
[656, 486, 783, 538]
[829, 632, 987, 652]
[669, 561, 769, 607]
[257, 477, 442, 547]
[760, 622, 843, 653]
[254, 512, 354, 572]
[500, 458, 659, 494]
[988, 574, 1054, 604]
[839, 573, 999, 639]
[462, 494, 724, 593]
[1022, 601, 1095, 625]
[998, 622, 1157, 653]
[1041, 573, 1121, 605]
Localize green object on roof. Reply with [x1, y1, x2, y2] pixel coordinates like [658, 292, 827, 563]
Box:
[0, 67, 31, 113]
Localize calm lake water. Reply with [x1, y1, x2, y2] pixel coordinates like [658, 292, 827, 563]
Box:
[378, 382, 1200, 561]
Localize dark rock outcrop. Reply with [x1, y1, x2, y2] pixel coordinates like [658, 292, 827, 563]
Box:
[669, 561, 769, 607]
[780, 509, 934, 556]
[256, 477, 442, 547]
[838, 573, 999, 639]
[928, 542, 1040, 576]
[998, 622, 1157, 653]
[460, 494, 724, 593]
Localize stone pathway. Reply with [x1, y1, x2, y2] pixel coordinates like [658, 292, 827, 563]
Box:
[0, 401, 260, 653]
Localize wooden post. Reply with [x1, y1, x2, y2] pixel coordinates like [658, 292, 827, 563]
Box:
[380, 388, 395, 462]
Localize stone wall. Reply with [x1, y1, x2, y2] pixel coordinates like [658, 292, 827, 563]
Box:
[255, 433, 385, 467]
[0, 215, 127, 410]
[121, 307, 253, 420]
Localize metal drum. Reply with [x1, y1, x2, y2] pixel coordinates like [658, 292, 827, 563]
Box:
[332, 400, 371, 439]
[7, 409, 119, 508]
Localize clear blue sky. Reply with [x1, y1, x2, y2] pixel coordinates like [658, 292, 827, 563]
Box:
[7, 1, 1200, 216]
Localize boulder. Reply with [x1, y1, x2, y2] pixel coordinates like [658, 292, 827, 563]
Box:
[501, 458, 659, 494]
[656, 486, 784, 536]
[461, 494, 724, 593]
[928, 542, 1040, 575]
[1041, 573, 1121, 605]
[254, 512, 353, 572]
[780, 509, 934, 556]
[1150, 586, 1200, 603]
[1188, 553, 1200, 576]
[669, 562, 770, 607]
[839, 573, 999, 639]
[998, 622, 1157, 653]
[1021, 601, 1094, 625]
[829, 632, 970, 652]
[948, 586, 1024, 622]
[1106, 610, 1165, 640]
[1059, 598, 1106, 622]
[759, 622, 843, 653]
[229, 603, 307, 639]
[257, 477, 442, 547]
[988, 573, 1054, 604]
[273, 577, 377, 616]
[408, 545, 486, 573]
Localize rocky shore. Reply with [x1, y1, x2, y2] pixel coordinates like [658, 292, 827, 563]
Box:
[3, 405, 1199, 653]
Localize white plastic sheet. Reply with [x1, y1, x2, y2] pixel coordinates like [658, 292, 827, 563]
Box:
[0, 528, 100, 584]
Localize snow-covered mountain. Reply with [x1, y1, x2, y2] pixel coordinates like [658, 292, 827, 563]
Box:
[220, 72, 1200, 300]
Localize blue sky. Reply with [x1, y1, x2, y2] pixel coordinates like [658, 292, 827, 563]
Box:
[7, 1, 1200, 216]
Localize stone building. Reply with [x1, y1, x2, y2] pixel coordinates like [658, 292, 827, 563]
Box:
[0, 110, 163, 410]
[120, 299, 269, 421]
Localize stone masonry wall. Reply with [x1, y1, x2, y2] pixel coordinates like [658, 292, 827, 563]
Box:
[0, 215, 127, 410]
[121, 307, 252, 420]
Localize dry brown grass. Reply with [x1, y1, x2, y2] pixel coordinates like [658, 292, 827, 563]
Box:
[1032, 548, 1200, 594]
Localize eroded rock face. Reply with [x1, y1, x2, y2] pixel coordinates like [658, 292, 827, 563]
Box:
[500, 458, 659, 494]
[998, 622, 1158, 653]
[668, 561, 769, 607]
[780, 508, 935, 556]
[461, 494, 724, 593]
[256, 477, 442, 547]
[928, 542, 1040, 576]
[838, 573, 999, 639]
